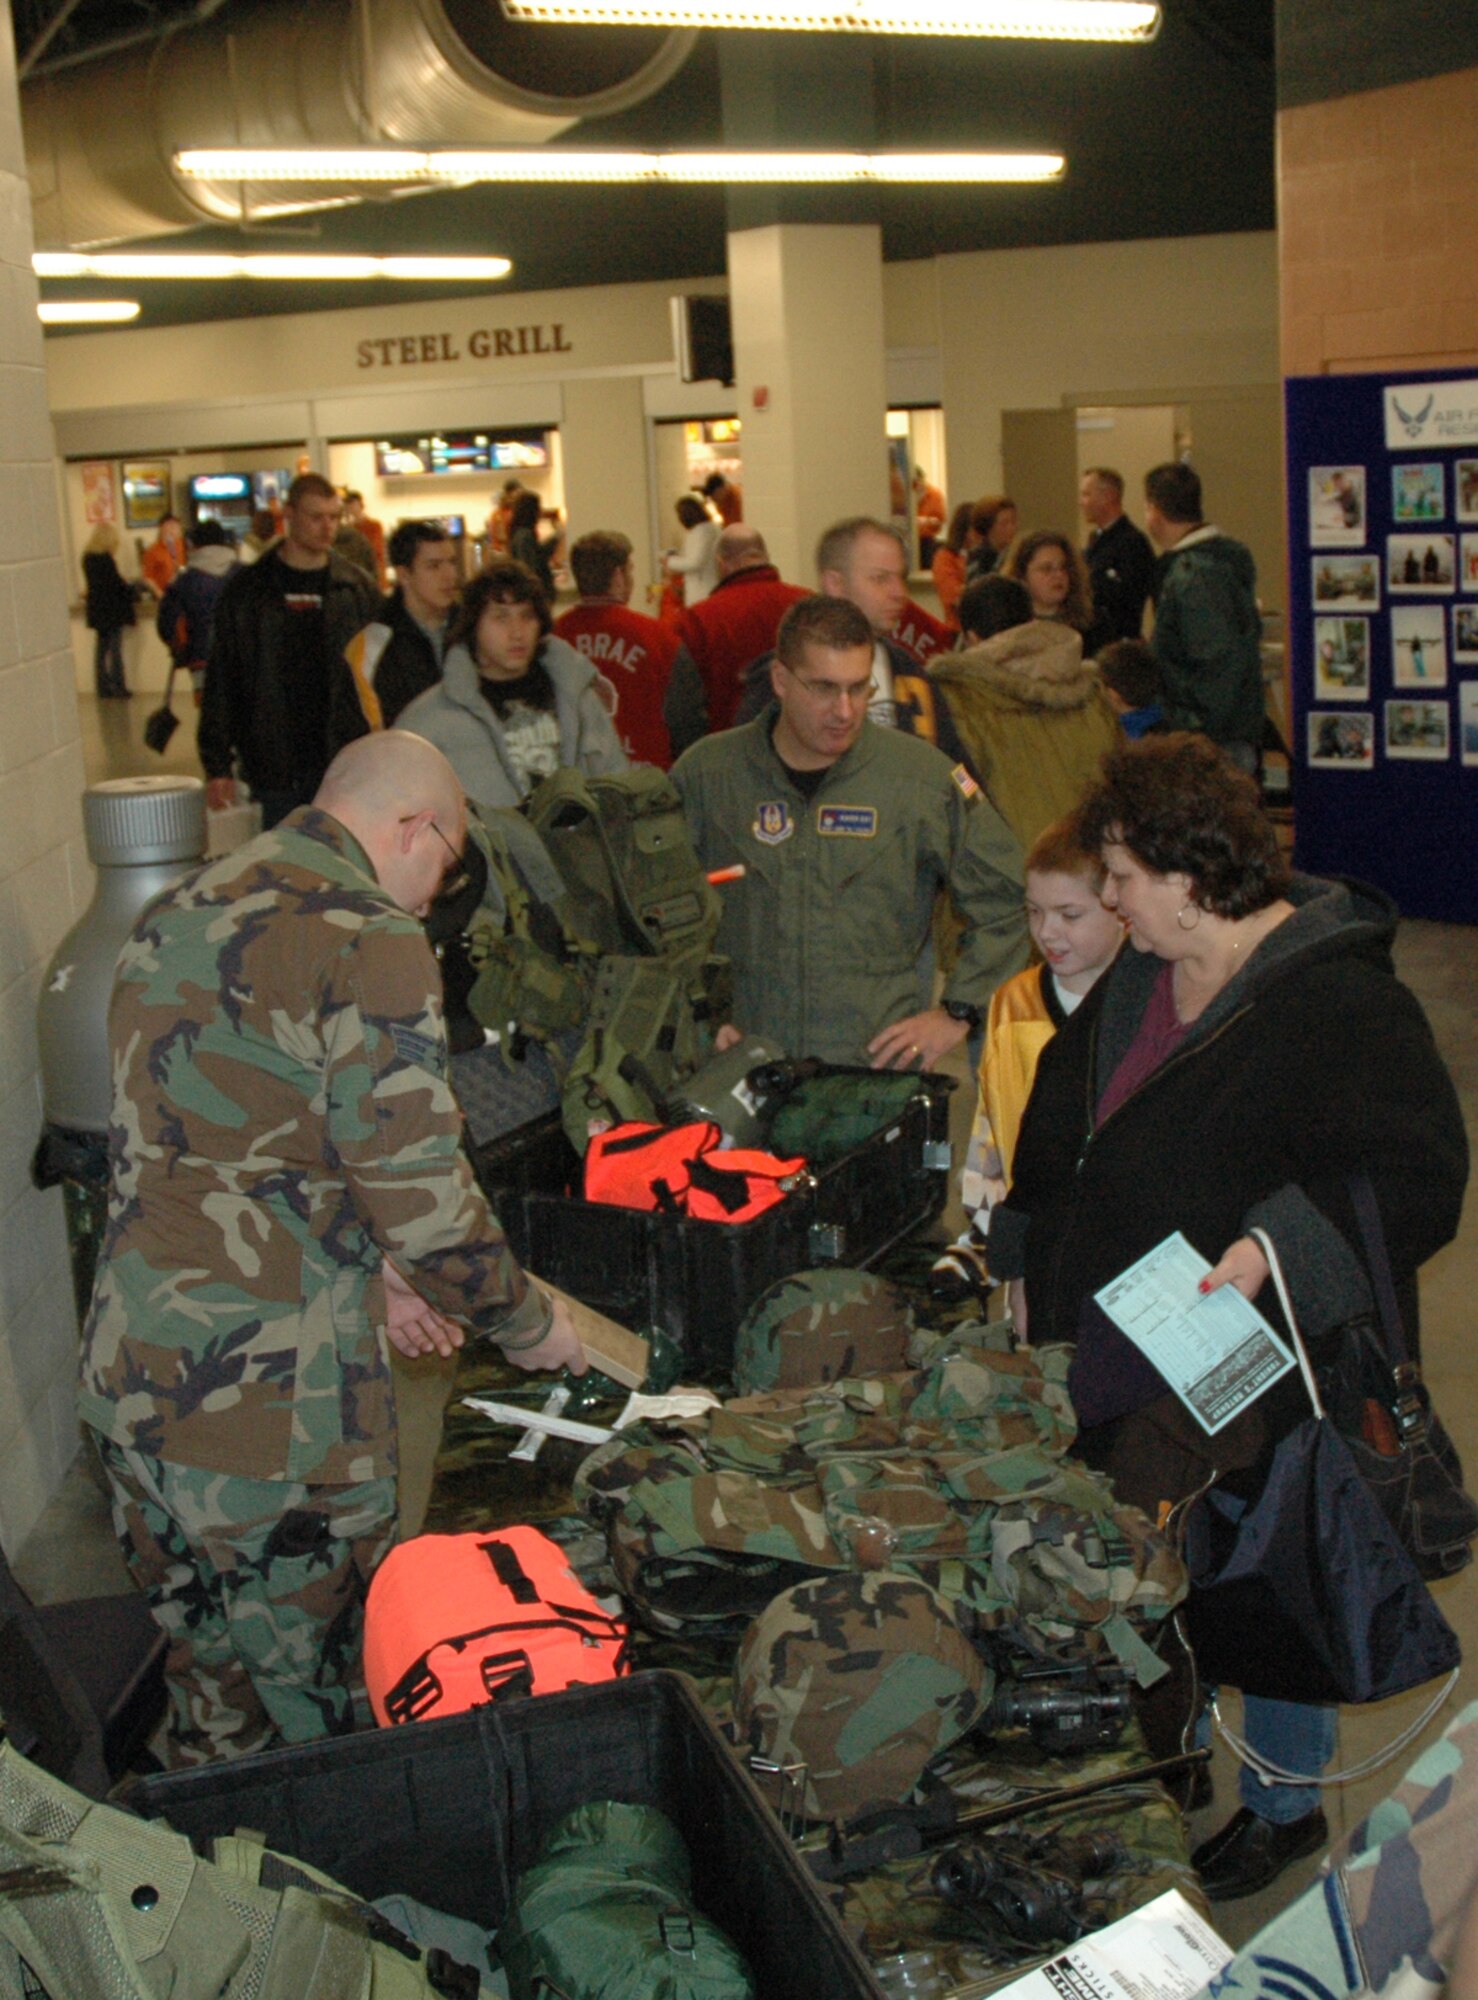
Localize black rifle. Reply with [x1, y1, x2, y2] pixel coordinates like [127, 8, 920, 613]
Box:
[804, 1747, 1209, 1883]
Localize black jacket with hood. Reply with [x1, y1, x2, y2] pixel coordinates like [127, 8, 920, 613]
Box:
[988, 875, 1467, 1431]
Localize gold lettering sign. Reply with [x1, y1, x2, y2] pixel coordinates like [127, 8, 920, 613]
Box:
[355, 325, 573, 369]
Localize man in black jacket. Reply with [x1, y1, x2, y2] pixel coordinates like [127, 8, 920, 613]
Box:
[334, 519, 462, 740]
[199, 473, 376, 827]
[1080, 466, 1156, 655]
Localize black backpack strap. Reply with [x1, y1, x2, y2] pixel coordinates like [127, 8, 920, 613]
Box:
[479, 1537, 539, 1604]
[1348, 1172, 1411, 1369]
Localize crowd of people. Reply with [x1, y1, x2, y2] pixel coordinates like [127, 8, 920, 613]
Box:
[75, 457, 1468, 1924]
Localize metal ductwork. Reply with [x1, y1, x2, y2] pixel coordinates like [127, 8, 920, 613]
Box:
[23, 0, 696, 249]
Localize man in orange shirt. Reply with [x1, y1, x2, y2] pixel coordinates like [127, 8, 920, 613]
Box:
[554, 531, 704, 765]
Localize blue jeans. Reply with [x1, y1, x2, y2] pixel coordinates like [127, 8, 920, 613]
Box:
[1240, 1697, 1336, 1823]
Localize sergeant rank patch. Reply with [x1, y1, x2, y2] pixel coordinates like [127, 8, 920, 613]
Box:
[817, 805, 878, 837]
[753, 800, 794, 845]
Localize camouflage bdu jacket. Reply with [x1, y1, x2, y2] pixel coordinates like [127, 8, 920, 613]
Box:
[671, 712, 1028, 1066]
[79, 808, 548, 1487]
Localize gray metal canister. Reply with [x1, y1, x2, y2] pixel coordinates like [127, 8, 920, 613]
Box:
[33, 776, 206, 1323]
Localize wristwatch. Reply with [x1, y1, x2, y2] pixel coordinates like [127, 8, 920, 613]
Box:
[942, 998, 982, 1031]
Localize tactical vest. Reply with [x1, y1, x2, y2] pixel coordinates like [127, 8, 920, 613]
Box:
[0, 1743, 495, 2000]
[441, 775, 732, 1150]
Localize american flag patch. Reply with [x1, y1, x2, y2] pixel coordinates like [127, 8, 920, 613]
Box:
[951, 764, 980, 798]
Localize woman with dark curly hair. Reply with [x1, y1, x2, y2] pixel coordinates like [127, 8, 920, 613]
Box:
[989, 733, 1467, 1903]
[1000, 528, 1095, 635]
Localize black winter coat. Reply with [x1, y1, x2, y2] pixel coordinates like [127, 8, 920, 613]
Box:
[197, 551, 375, 792]
[989, 875, 1467, 1428]
[83, 552, 135, 633]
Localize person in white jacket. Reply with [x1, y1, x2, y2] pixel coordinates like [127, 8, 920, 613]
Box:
[398, 559, 627, 811]
[664, 494, 720, 605]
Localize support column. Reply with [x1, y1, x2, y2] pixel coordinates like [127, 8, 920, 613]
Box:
[559, 374, 653, 587]
[727, 225, 889, 585]
[0, 1, 93, 1549]
[720, 34, 889, 583]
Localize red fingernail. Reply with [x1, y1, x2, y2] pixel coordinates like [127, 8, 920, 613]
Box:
[1197, 1278, 1211, 1294]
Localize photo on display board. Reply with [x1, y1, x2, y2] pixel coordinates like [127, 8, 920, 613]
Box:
[1391, 462, 1445, 522]
[1387, 533, 1456, 593]
[1308, 711, 1375, 769]
[1454, 604, 1478, 663]
[1312, 554, 1380, 610]
[1314, 616, 1371, 699]
[1390, 606, 1448, 689]
[1461, 534, 1478, 590]
[1308, 466, 1367, 547]
[1457, 460, 1478, 522]
[1385, 699, 1451, 760]
[1461, 684, 1478, 766]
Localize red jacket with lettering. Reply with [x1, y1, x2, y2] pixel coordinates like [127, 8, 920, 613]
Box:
[895, 597, 955, 666]
[554, 598, 685, 767]
[676, 563, 809, 734]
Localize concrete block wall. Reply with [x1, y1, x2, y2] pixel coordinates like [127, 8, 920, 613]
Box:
[1280, 64, 1478, 376]
[0, 9, 93, 1554]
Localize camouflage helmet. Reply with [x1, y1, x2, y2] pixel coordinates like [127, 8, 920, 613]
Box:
[732, 1571, 991, 1822]
[732, 1268, 914, 1395]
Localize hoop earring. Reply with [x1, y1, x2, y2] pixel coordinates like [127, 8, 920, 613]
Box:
[1176, 902, 1202, 931]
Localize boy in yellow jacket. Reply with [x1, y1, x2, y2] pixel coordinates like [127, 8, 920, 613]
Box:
[932, 812, 1123, 1301]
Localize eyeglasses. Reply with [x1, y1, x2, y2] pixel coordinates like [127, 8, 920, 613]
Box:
[400, 814, 471, 899]
[781, 662, 878, 709]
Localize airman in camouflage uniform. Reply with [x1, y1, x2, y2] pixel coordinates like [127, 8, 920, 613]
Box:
[670, 596, 1028, 1071]
[79, 732, 583, 1765]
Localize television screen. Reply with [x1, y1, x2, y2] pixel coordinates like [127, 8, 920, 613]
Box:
[190, 472, 252, 501]
[375, 430, 549, 478]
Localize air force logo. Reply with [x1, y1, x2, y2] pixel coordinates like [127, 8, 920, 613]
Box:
[753, 799, 794, 845]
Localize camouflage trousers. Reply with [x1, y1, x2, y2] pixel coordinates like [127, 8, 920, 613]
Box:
[92, 1433, 397, 1767]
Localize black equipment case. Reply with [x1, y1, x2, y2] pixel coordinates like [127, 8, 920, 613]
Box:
[134, 1671, 883, 1999]
[470, 1071, 954, 1374]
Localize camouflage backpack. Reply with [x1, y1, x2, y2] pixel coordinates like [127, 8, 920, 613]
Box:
[732, 1269, 916, 1395]
[732, 1572, 989, 1821]
[575, 1321, 1185, 1683]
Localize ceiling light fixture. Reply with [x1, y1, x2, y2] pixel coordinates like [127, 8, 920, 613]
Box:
[176, 148, 1065, 185]
[33, 252, 513, 281]
[496, 0, 1159, 37]
[37, 300, 141, 324]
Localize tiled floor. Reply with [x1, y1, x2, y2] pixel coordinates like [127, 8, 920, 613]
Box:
[18, 686, 1477, 1952]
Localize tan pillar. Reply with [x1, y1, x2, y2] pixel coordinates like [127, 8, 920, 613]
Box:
[727, 223, 889, 586]
[0, 3, 92, 1546]
[559, 373, 654, 588]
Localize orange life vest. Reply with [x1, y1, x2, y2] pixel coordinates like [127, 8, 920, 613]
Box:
[584, 1120, 807, 1224]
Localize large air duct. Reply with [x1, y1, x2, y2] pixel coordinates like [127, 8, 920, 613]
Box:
[24, 0, 696, 248]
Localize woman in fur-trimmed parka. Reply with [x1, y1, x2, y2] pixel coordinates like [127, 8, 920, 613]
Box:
[927, 573, 1121, 854]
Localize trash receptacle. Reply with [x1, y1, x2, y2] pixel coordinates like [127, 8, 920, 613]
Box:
[32, 777, 206, 1326]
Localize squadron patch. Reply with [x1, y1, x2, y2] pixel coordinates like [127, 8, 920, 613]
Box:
[951, 764, 980, 799]
[817, 805, 878, 837]
[753, 799, 794, 845]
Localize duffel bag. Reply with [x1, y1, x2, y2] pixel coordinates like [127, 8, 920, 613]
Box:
[364, 1526, 630, 1727]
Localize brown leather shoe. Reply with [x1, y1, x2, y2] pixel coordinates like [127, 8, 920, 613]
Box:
[1191, 1806, 1328, 1902]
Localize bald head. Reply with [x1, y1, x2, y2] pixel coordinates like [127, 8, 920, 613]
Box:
[715, 524, 768, 577]
[316, 732, 466, 917]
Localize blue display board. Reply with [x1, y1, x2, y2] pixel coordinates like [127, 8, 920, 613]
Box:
[1285, 370, 1478, 923]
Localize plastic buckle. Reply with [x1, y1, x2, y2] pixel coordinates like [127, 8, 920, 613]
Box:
[808, 1222, 846, 1262]
[922, 1139, 953, 1172]
[659, 1910, 698, 1957]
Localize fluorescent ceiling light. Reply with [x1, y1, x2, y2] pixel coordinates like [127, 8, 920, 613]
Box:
[38, 300, 141, 324]
[33, 252, 512, 280]
[497, 0, 1159, 36]
[176, 148, 1065, 185]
